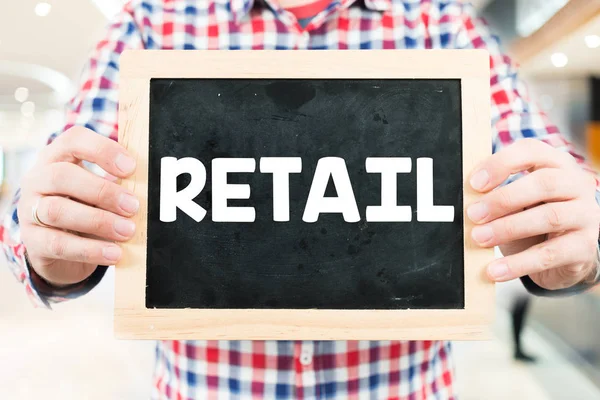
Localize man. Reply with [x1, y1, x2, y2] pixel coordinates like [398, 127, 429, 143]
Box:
[3, 0, 600, 398]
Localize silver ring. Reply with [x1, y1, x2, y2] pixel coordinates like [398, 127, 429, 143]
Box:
[31, 197, 51, 228]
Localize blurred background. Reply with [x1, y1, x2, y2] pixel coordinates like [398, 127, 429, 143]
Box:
[1, 0, 600, 399]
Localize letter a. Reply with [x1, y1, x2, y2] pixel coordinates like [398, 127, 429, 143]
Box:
[302, 157, 360, 223]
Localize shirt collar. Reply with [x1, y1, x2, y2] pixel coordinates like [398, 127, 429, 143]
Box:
[229, 0, 391, 23]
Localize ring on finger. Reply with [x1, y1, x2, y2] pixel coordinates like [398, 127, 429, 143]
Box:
[31, 197, 52, 228]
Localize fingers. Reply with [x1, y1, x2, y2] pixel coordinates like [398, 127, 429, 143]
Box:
[29, 162, 139, 217]
[34, 196, 136, 241]
[467, 168, 588, 224]
[39, 126, 136, 179]
[471, 200, 587, 248]
[24, 226, 123, 266]
[469, 139, 578, 193]
[487, 231, 597, 282]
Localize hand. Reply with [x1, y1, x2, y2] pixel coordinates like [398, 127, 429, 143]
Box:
[468, 139, 600, 290]
[17, 127, 139, 286]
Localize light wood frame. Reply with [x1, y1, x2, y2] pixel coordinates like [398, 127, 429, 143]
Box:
[116, 50, 495, 340]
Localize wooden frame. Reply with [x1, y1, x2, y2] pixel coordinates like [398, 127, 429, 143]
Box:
[116, 50, 495, 340]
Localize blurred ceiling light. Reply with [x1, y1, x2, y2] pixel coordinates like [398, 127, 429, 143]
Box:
[14, 87, 29, 103]
[585, 35, 600, 49]
[34, 2, 52, 17]
[551, 52, 568, 68]
[21, 101, 36, 118]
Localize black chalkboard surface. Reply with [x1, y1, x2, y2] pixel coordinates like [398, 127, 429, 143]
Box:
[146, 78, 464, 310]
[115, 50, 494, 340]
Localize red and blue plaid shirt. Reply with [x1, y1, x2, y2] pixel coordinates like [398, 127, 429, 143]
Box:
[3, 0, 600, 399]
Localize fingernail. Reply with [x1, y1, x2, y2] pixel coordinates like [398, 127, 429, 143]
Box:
[119, 193, 140, 214]
[488, 262, 509, 280]
[470, 169, 490, 191]
[114, 218, 136, 237]
[102, 245, 122, 262]
[467, 202, 489, 222]
[115, 153, 136, 174]
[472, 226, 494, 244]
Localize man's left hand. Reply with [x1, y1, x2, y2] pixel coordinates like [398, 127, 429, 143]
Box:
[468, 138, 600, 290]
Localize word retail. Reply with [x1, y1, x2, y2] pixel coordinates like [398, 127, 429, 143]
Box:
[160, 157, 455, 223]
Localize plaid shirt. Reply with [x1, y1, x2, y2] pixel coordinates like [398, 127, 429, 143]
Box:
[3, 0, 600, 399]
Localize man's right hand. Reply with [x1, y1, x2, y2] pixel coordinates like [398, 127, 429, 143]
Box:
[17, 127, 139, 287]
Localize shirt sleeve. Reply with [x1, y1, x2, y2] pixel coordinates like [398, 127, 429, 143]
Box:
[0, 5, 145, 309]
[451, 2, 600, 295]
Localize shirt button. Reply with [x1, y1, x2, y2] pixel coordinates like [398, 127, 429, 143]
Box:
[300, 349, 313, 366]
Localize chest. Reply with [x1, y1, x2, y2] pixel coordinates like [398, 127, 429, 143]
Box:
[138, 1, 454, 50]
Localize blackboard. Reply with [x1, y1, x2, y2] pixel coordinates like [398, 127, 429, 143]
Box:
[147, 78, 464, 310]
[115, 50, 494, 340]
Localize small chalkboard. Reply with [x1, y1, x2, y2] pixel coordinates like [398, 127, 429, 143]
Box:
[116, 50, 494, 340]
